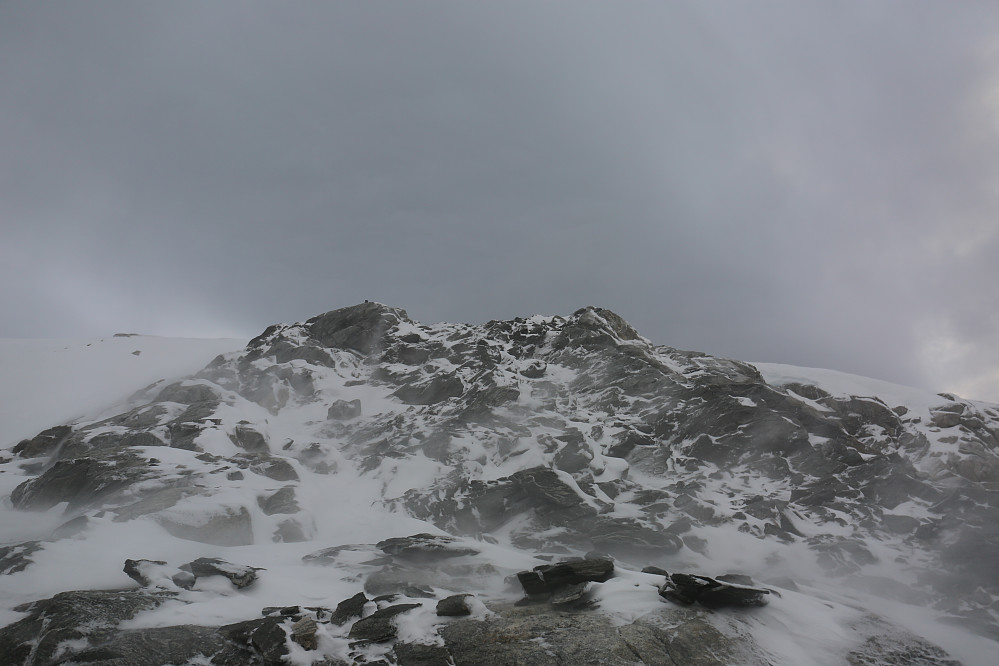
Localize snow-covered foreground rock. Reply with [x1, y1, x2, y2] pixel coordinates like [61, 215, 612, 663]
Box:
[1, 303, 997, 665]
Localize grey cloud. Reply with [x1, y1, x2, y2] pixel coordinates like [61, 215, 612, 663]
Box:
[2, 1, 998, 400]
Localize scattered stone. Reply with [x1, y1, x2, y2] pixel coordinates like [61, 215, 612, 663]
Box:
[642, 566, 670, 577]
[436, 594, 473, 616]
[179, 557, 260, 589]
[347, 603, 422, 643]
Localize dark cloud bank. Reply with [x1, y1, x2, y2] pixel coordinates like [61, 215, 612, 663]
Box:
[2, 1, 998, 401]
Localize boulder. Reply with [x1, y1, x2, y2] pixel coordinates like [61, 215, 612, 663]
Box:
[257, 485, 300, 515]
[436, 594, 474, 617]
[327, 399, 362, 420]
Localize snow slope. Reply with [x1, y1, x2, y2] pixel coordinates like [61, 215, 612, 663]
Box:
[0, 335, 246, 447]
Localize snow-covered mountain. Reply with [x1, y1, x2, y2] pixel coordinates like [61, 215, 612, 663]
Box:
[1, 303, 997, 665]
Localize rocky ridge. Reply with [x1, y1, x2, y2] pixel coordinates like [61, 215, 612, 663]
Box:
[1, 302, 998, 664]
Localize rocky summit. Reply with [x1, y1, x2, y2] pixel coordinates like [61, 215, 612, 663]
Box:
[1, 302, 998, 664]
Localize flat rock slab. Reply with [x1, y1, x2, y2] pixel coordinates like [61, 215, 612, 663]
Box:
[179, 557, 260, 589]
[517, 557, 615, 596]
[347, 603, 422, 643]
[376, 533, 480, 560]
[659, 572, 770, 608]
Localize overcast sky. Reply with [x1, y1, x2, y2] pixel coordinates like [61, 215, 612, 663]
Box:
[2, 1, 998, 402]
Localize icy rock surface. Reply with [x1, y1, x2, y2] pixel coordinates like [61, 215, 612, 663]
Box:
[2, 302, 999, 664]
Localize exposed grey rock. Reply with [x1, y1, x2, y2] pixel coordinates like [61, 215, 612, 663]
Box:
[179, 557, 260, 589]
[347, 603, 422, 642]
[0, 589, 169, 665]
[436, 594, 473, 616]
[440, 603, 770, 665]
[10, 455, 148, 511]
[328, 398, 362, 420]
[305, 302, 409, 355]
[11, 424, 72, 458]
[393, 641, 453, 666]
[0, 541, 42, 575]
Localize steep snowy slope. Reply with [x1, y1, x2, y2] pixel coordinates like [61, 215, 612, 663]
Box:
[1, 304, 996, 665]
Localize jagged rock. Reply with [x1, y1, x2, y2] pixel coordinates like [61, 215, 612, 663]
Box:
[436, 594, 473, 616]
[376, 533, 480, 560]
[347, 603, 422, 642]
[305, 302, 409, 354]
[291, 616, 318, 650]
[0, 541, 42, 575]
[659, 572, 770, 607]
[328, 398, 362, 420]
[331, 592, 369, 625]
[179, 557, 260, 589]
[11, 424, 72, 458]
